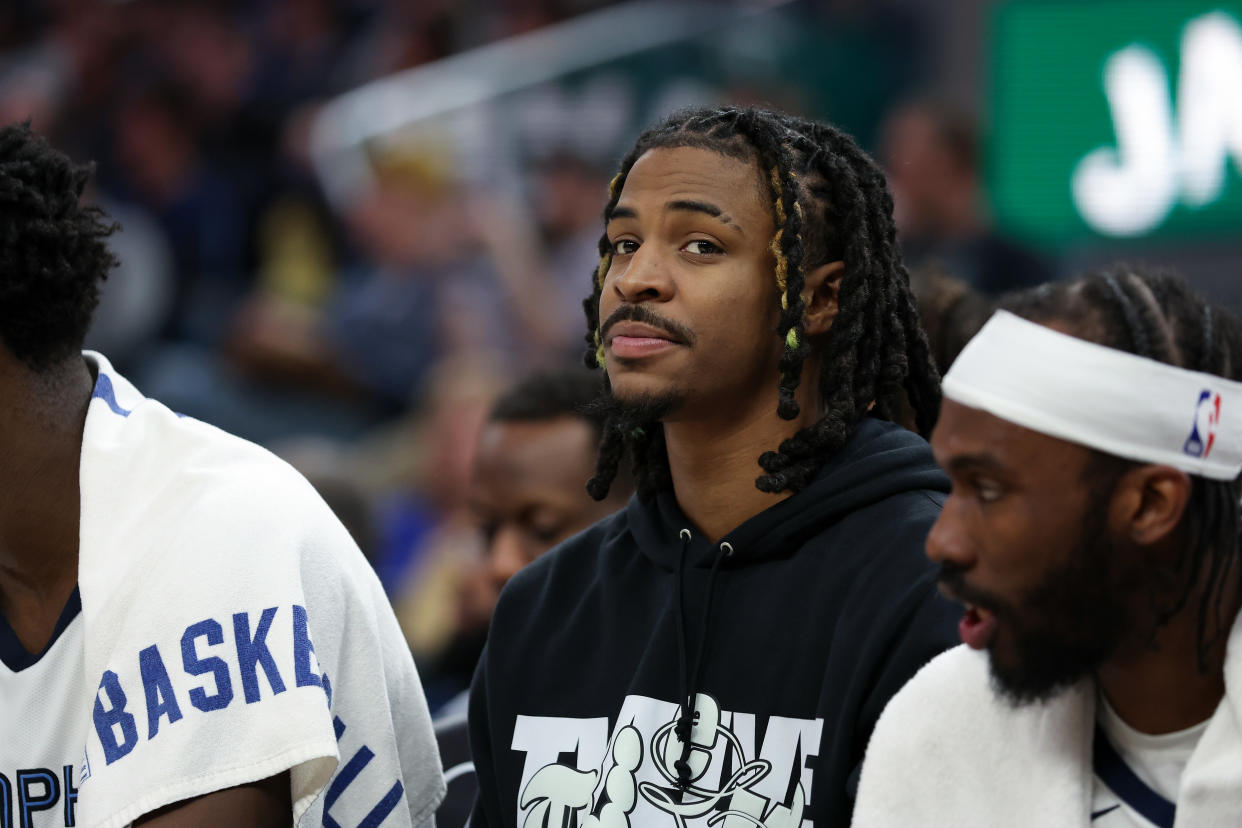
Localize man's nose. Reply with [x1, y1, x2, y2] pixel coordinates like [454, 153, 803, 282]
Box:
[924, 496, 976, 570]
[612, 244, 674, 303]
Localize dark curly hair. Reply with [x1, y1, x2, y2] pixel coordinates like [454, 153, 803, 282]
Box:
[1005, 264, 1242, 668]
[0, 121, 117, 371]
[583, 106, 940, 501]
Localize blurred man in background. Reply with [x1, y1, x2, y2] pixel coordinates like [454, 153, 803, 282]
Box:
[856, 266, 1242, 826]
[431, 370, 632, 828]
[880, 96, 1055, 295]
[428, 369, 634, 719]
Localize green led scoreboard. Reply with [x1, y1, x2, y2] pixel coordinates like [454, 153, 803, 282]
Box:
[990, 1, 1242, 244]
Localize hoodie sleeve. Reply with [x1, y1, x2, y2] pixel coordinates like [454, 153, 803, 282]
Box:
[851, 569, 960, 784]
[837, 498, 961, 803]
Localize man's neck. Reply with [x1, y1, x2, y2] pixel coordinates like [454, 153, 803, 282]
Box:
[0, 354, 92, 650]
[663, 389, 823, 543]
[1096, 583, 1241, 734]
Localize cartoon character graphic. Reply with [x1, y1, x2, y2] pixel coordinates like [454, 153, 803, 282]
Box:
[518, 694, 809, 827]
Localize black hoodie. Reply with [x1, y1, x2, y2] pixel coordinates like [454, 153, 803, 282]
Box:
[468, 418, 961, 827]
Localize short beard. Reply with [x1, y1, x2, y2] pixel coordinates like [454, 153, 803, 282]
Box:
[587, 384, 686, 434]
[941, 491, 1132, 706]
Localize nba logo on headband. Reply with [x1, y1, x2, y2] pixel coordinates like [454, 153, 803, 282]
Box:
[943, 311, 1242, 480]
[1184, 389, 1222, 459]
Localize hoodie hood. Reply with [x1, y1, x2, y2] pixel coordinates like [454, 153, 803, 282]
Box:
[627, 417, 949, 569]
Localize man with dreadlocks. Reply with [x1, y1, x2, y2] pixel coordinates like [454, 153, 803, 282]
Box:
[468, 106, 960, 826]
[855, 266, 1242, 827]
[0, 122, 445, 825]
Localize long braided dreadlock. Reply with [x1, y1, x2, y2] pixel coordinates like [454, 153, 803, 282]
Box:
[583, 106, 941, 501]
[1005, 264, 1242, 669]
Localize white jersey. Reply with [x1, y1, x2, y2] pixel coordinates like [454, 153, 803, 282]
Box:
[0, 593, 87, 827]
[1, 352, 445, 827]
[1091, 695, 1207, 828]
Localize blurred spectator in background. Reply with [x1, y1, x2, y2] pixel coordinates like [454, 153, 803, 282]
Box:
[474, 148, 613, 362]
[881, 96, 1057, 295]
[907, 264, 994, 373]
[891, 264, 993, 432]
[425, 368, 632, 828]
[386, 358, 506, 659]
[422, 369, 633, 719]
[108, 84, 252, 342]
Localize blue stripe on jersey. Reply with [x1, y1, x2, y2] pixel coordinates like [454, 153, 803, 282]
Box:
[1093, 724, 1176, 828]
[0, 587, 82, 671]
[91, 374, 131, 417]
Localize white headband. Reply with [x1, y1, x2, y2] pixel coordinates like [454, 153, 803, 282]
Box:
[942, 310, 1242, 480]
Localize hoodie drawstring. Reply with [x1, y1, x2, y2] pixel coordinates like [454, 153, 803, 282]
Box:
[673, 529, 733, 789]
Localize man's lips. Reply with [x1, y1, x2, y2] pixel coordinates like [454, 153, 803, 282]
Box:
[958, 603, 997, 650]
[605, 321, 685, 358]
[938, 582, 998, 650]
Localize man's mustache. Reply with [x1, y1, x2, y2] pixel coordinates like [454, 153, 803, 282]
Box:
[937, 561, 1007, 616]
[600, 304, 696, 346]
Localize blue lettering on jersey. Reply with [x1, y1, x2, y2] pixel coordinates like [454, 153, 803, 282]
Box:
[181, 619, 234, 713]
[0, 767, 81, 828]
[139, 644, 184, 738]
[17, 605, 417, 825]
[61, 766, 76, 827]
[82, 601, 359, 812]
[0, 772, 11, 828]
[93, 671, 139, 765]
[16, 769, 57, 828]
[324, 709, 406, 828]
[292, 605, 323, 692]
[233, 608, 286, 704]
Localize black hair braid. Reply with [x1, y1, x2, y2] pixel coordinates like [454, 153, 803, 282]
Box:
[583, 106, 941, 501]
[726, 112, 811, 422]
[1004, 264, 1242, 668]
[586, 422, 627, 501]
[1098, 272, 1161, 360]
[0, 121, 118, 371]
[755, 120, 938, 492]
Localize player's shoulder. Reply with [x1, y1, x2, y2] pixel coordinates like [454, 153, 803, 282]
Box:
[80, 353, 363, 576]
[89, 354, 326, 510]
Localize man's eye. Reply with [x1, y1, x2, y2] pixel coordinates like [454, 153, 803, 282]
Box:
[975, 479, 1004, 503]
[611, 239, 638, 255]
[529, 524, 564, 544]
[683, 240, 722, 255]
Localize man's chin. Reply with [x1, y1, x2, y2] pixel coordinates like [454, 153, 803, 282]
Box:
[594, 383, 686, 427]
[985, 634, 1101, 708]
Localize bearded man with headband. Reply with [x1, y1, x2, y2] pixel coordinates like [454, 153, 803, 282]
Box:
[854, 265, 1242, 827]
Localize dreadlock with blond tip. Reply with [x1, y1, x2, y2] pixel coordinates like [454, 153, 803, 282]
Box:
[583, 106, 941, 501]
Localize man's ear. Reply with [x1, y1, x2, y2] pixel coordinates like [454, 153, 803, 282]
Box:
[802, 260, 845, 337]
[1110, 465, 1193, 547]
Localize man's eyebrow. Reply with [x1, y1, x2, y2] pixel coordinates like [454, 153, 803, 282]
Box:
[606, 200, 742, 231]
[607, 205, 637, 222]
[943, 452, 1007, 474]
[668, 199, 741, 230]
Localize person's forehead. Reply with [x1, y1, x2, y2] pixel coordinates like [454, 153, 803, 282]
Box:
[616, 146, 768, 220]
[475, 417, 597, 486]
[932, 398, 1093, 473]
